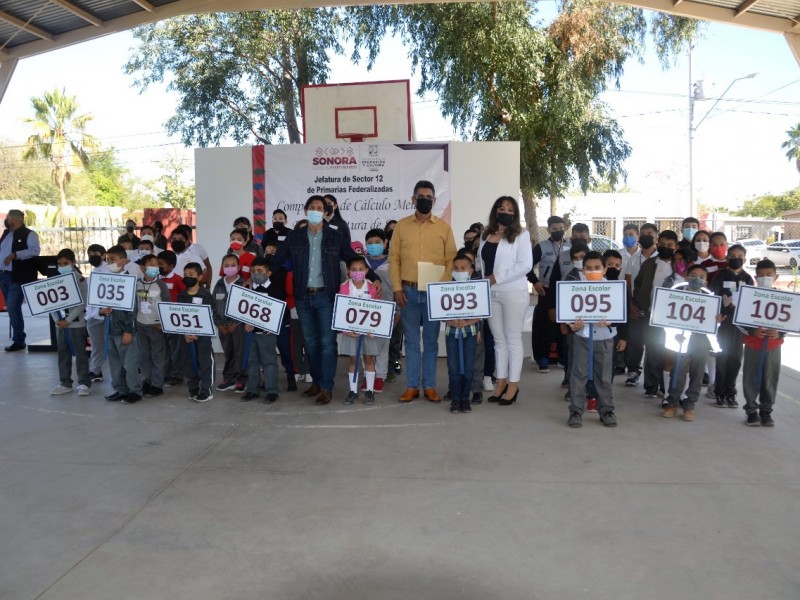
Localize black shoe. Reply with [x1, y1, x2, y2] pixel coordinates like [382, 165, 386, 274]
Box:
[568, 411, 582, 428]
[145, 386, 163, 398]
[450, 402, 460, 414]
[89, 371, 104, 382]
[715, 396, 727, 408]
[287, 376, 298, 392]
[488, 385, 508, 403]
[702, 373, 710, 386]
[460, 400, 472, 413]
[4, 342, 26, 352]
[393, 361, 402, 375]
[499, 388, 519, 406]
[746, 412, 761, 427]
[760, 412, 774, 427]
[141, 382, 153, 396]
[471, 392, 483, 404]
[195, 391, 212, 403]
[600, 411, 618, 427]
[241, 391, 259, 402]
[443, 391, 451, 401]
[614, 367, 626, 376]
[122, 393, 142, 404]
[265, 393, 278, 404]
[105, 392, 124, 402]
[364, 391, 375, 405]
[726, 396, 739, 409]
[625, 372, 640, 387]
[344, 391, 357, 405]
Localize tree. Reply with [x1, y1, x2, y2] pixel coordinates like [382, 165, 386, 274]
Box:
[22, 88, 99, 210]
[782, 123, 800, 182]
[86, 149, 129, 206]
[125, 10, 343, 146]
[149, 151, 196, 209]
[734, 188, 800, 218]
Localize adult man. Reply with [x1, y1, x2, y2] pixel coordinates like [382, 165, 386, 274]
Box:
[0, 210, 41, 351]
[272, 195, 377, 405]
[389, 180, 457, 402]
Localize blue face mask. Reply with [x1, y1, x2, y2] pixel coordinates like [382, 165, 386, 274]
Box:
[145, 266, 160, 278]
[683, 227, 697, 241]
[687, 276, 705, 291]
[306, 210, 324, 225]
[366, 243, 384, 257]
[57, 265, 73, 275]
[622, 235, 638, 249]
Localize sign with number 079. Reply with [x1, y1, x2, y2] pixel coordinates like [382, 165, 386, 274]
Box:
[157, 302, 217, 337]
[426, 280, 491, 321]
[733, 285, 800, 333]
[556, 280, 627, 323]
[332, 295, 396, 338]
[650, 287, 721, 335]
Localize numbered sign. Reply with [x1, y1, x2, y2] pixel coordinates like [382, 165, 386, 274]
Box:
[88, 272, 137, 312]
[157, 302, 216, 337]
[733, 285, 800, 333]
[224, 284, 287, 335]
[22, 272, 84, 317]
[556, 280, 627, 323]
[332, 294, 396, 338]
[426, 280, 491, 321]
[650, 287, 721, 335]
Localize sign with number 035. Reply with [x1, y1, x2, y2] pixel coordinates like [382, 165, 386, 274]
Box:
[87, 272, 137, 312]
[22, 272, 84, 317]
[650, 287, 721, 335]
[426, 280, 491, 321]
[733, 285, 800, 333]
[332, 295, 396, 338]
[556, 280, 627, 323]
[157, 302, 217, 337]
[224, 284, 287, 335]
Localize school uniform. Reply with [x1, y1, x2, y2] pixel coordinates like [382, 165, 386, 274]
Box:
[528, 237, 570, 366]
[177, 286, 215, 397]
[711, 268, 754, 403]
[85, 265, 108, 377]
[135, 277, 170, 390]
[161, 270, 187, 384]
[366, 256, 394, 381]
[245, 276, 287, 397]
[108, 303, 142, 397]
[52, 272, 91, 389]
[569, 310, 618, 417]
[445, 320, 479, 409]
[741, 329, 784, 417]
[212, 275, 247, 387]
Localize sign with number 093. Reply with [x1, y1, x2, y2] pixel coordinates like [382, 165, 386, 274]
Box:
[87, 272, 137, 312]
[426, 280, 491, 321]
[649, 287, 721, 335]
[22, 272, 84, 317]
[157, 302, 216, 337]
[224, 284, 287, 335]
[733, 285, 800, 333]
[556, 280, 626, 323]
[332, 295, 396, 338]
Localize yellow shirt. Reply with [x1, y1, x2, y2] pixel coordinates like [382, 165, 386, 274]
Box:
[389, 213, 458, 291]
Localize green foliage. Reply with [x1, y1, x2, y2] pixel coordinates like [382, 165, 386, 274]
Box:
[782, 123, 800, 175]
[86, 149, 128, 206]
[734, 188, 800, 218]
[147, 152, 195, 209]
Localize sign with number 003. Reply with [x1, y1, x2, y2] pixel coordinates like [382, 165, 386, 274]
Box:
[426, 280, 491, 321]
[22, 272, 84, 317]
[733, 285, 800, 333]
[556, 280, 626, 323]
[332, 295, 396, 338]
[649, 287, 721, 335]
[87, 272, 137, 312]
[224, 284, 287, 335]
[157, 302, 217, 337]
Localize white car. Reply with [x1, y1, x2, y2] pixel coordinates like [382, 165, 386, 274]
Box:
[736, 239, 768, 265]
[762, 240, 800, 268]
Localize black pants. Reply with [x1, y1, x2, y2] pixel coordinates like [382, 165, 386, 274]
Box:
[482, 320, 495, 377]
[643, 323, 666, 394]
[715, 324, 744, 398]
[625, 314, 646, 374]
[183, 337, 214, 396]
[531, 291, 563, 364]
[389, 315, 404, 366]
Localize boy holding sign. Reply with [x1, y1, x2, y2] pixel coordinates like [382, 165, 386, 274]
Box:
[135, 254, 170, 399]
[177, 262, 215, 402]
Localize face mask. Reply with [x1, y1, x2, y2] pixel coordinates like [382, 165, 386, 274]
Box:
[728, 258, 744, 270]
[229, 241, 244, 252]
[639, 235, 655, 249]
[605, 267, 621, 281]
[171, 240, 186, 253]
[324, 204, 334, 216]
[687, 276, 705, 291]
[695, 241, 710, 254]
[350, 271, 367, 282]
[88, 255, 103, 267]
[573, 260, 583, 271]
[57, 265, 73, 275]
[682, 227, 697, 241]
[550, 230, 565, 242]
[159, 267, 170, 277]
[452, 271, 471, 282]
[251, 273, 269, 286]
[126, 225, 134, 233]
[366, 243, 384, 257]
[107, 263, 122, 273]
[145, 266, 160, 278]
[306, 210, 324, 225]
[182, 276, 198, 288]
[710, 245, 728, 260]
[585, 270, 603, 281]
[223, 266, 239, 277]
[622, 235, 638, 249]
[675, 262, 688, 276]
[757, 276, 774, 289]
[415, 197, 434, 215]
[273, 221, 285, 228]
[496, 213, 514, 227]
[657, 247, 674, 260]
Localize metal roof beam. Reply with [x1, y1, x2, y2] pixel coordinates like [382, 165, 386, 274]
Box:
[0, 58, 18, 105]
[0, 9, 55, 41]
[735, 0, 761, 17]
[50, 0, 104, 27]
[787, 32, 800, 65]
[131, 0, 157, 12]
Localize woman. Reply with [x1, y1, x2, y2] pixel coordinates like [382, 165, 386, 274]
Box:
[323, 194, 352, 246]
[478, 197, 533, 406]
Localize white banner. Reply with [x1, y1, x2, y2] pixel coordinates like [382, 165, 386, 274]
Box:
[332, 294, 396, 338]
[224, 284, 287, 335]
[87, 272, 138, 312]
[22, 272, 84, 317]
[733, 285, 800, 333]
[263, 143, 451, 243]
[157, 302, 217, 337]
[426, 280, 492, 321]
[556, 280, 627, 323]
[650, 287, 721, 335]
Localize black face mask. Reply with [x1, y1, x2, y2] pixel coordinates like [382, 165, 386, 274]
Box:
[171, 240, 186, 253]
[324, 204, 334, 216]
[126, 225, 135, 233]
[639, 234, 655, 249]
[273, 221, 286, 230]
[657, 246, 674, 260]
[159, 267, 168, 276]
[415, 197, 433, 215]
[496, 213, 514, 227]
[182, 276, 198, 288]
[88, 255, 103, 268]
[728, 258, 744, 270]
[550, 230, 565, 242]
[605, 267, 621, 281]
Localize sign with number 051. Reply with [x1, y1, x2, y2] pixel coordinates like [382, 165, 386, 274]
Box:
[87, 272, 137, 312]
[650, 287, 721, 335]
[224, 284, 287, 335]
[22, 272, 84, 317]
[733, 285, 800, 333]
[157, 302, 216, 337]
[332, 295, 396, 338]
[556, 280, 626, 323]
[426, 280, 491, 321]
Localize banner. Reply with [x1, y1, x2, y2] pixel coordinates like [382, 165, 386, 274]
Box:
[261, 143, 450, 243]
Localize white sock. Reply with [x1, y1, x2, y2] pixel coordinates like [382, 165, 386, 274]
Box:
[349, 372, 358, 393]
[664, 370, 672, 392]
[366, 370, 376, 391]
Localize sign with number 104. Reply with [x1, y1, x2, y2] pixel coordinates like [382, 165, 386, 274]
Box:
[650, 287, 721, 335]
[426, 280, 491, 321]
[224, 284, 287, 335]
[22, 272, 84, 317]
[556, 280, 627, 323]
[733, 285, 800, 333]
[332, 295, 396, 338]
[157, 302, 217, 337]
[88, 272, 137, 312]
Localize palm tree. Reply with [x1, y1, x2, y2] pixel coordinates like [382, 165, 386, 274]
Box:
[782, 123, 800, 183]
[22, 88, 98, 210]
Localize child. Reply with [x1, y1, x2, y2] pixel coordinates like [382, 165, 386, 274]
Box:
[702, 231, 730, 283]
[220, 228, 255, 281]
[85, 243, 107, 382]
[445, 253, 481, 413]
[213, 254, 247, 393]
[601, 249, 627, 378]
[49, 249, 91, 397]
[177, 262, 215, 402]
[742, 260, 783, 427]
[241, 257, 285, 403]
[135, 254, 170, 398]
[101, 246, 143, 404]
[158, 250, 186, 387]
[340, 255, 382, 405]
[364, 229, 395, 394]
[711, 243, 753, 408]
[566, 251, 623, 428]
[137, 236, 156, 257]
[663, 246, 696, 288]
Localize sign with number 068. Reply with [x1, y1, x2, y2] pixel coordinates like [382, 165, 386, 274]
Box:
[556, 280, 627, 323]
[87, 272, 137, 312]
[224, 284, 287, 335]
[733, 285, 800, 333]
[650, 287, 721, 335]
[426, 280, 491, 321]
[157, 302, 217, 337]
[332, 295, 396, 338]
[22, 272, 84, 317]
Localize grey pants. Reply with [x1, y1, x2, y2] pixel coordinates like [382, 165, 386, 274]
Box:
[219, 323, 246, 384]
[375, 336, 390, 379]
[665, 334, 709, 410]
[108, 334, 142, 396]
[743, 344, 781, 415]
[247, 333, 279, 394]
[136, 323, 167, 388]
[569, 334, 614, 415]
[58, 327, 90, 388]
[86, 318, 105, 375]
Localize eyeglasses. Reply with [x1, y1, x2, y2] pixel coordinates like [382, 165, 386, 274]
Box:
[415, 194, 434, 201]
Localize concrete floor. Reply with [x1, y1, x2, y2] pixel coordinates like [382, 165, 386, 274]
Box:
[1, 314, 799, 600]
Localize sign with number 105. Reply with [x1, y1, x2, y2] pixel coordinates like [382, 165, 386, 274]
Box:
[733, 285, 800, 333]
[157, 302, 217, 337]
[426, 280, 491, 321]
[22, 272, 84, 317]
[332, 295, 395, 338]
[556, 280, 626, 323]
[650, 287, 721, 335]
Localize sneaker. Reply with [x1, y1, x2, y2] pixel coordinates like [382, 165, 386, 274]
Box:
[586, 397, 598, 413]
[216, 380, 236, 391]
[662, 406, 677, 418]
[661, 399, 670, 409]
[90, 372, 104, 382]
[443, 391, 451, 401]
[760, 412, 774, 427]
[746, 412, 761, 427]
[568, 411, 582, 428]
[715, 396, 727, 408]
[241, 391, 259, 402]
[471, 392, 483, 404]
[706, 387, 717, 399]
[537, 359, 550, 373]
[726, 396, 739, 409]
[344, 391, 357, 405]
[682, 408, 695, 422]
[142, 382, 153, 396]
[122, 393, 142, 404]
[163, 378, 178, 388]
[393, 361, 403, 375]
[625, 371, 640, 387]
[483, 376, 494, 391]
[50, 385, 72, 395]
[105, 392, 124, 402]
[287, 376, 297, 392]
[461, 400, 472, 413]
[235, 382, 245, 393]
[600, 411, 618, 427]
[374, 378, 384, 393]
[188, 390, 199, 401]
[295, 373, 305, 382]
[77, 384, 90, 397]
[194, 391, 212, 403]
[364, 391, 375, 405]
[450, 402, 460, 414]
[644, 389, 658, 399]
[386, 371, 397, 383]
[145, 386, 163, 398]
[265, 393, 278, 404]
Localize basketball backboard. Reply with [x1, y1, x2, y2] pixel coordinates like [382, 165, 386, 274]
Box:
[301, 80, 415, 143]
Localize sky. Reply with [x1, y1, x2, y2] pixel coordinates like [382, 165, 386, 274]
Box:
[0, 5, 798, 214]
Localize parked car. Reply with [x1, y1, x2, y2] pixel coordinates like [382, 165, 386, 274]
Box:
[590, 234, 622, 253]
[763, 239, 800, 268]
[737, 238, 768, 264]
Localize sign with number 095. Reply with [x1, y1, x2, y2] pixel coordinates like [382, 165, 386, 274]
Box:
[332, 295, 396, 338]
[87, 272, 137, 312]
[224, 284, 287, 335]
[733, 285, 800, 333]
[22, 272, 84, 317]
[157, 302, 217, 337]
[426, 280, 491, 321]
[556, 280, 626, 323]
[649, 287, 721, 335]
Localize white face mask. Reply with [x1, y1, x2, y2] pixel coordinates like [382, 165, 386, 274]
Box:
[107, 263, 122, 273]
[452, 271, 471, 282]
[573, 260, 583, 271]
[695, 241, 710, 254]
[756, 276, 774, 289]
